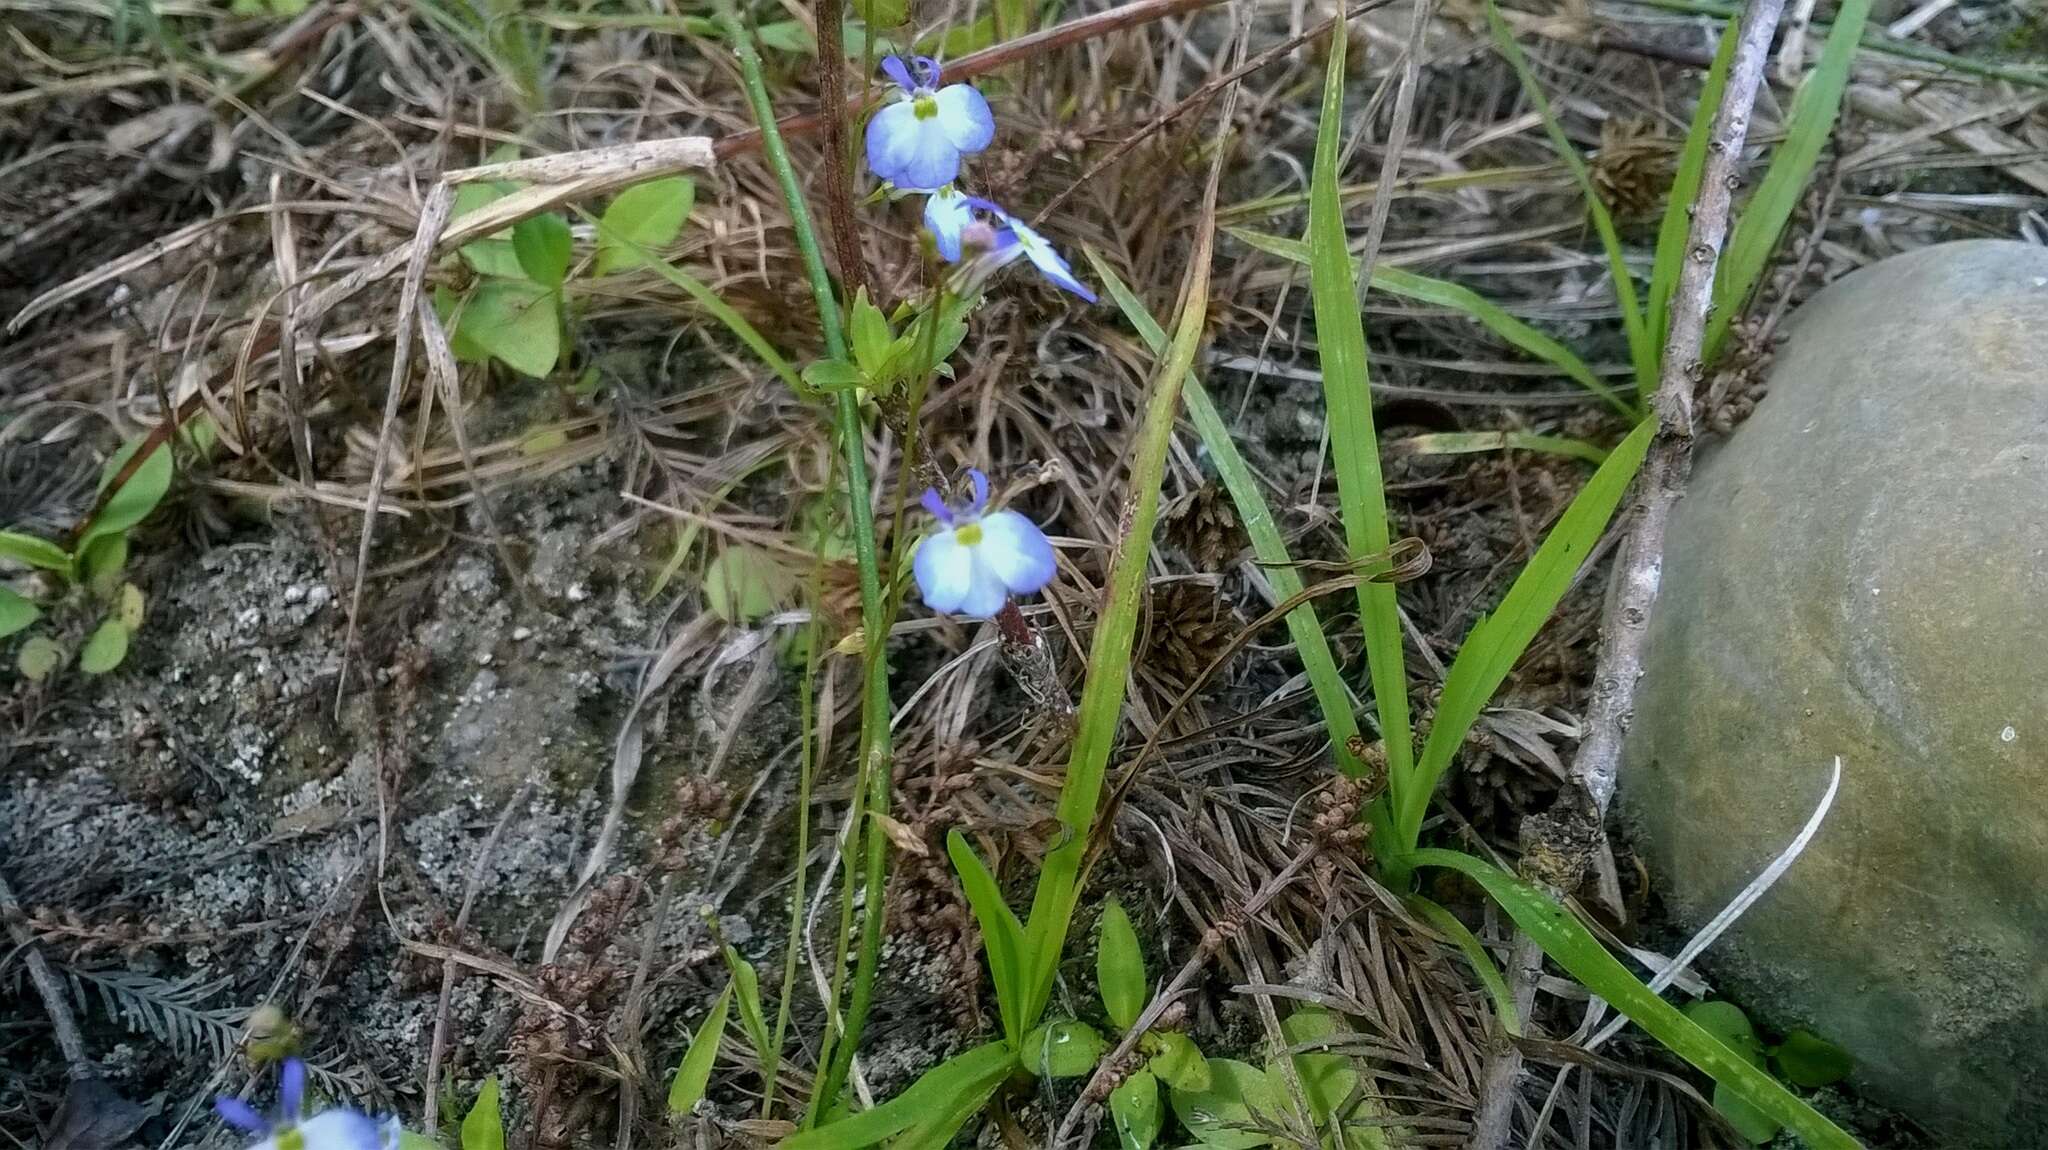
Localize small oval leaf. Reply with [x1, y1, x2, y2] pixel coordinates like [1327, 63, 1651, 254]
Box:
[78, 619, 128, 674]
[0, 587, 40, 640]
[1772, 1029, 1852, 1088]
[1144, 1031, 1209, 1093]
[1109, 1069, 1162, 1150]
[460, 1076, 504, 1150]
[1169, 1058, 1277, 1150]
[1019, 1019, 1105, 1079]
[17, 635, 63, 681]
[668, 984, 731, 1116]
[1097, 899, 1147, 1031]
[0, 530, 71, 572]
[116, 583, 146, 631]
[511, 214, 574, 287]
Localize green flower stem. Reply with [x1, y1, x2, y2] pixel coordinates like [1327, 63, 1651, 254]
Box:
[714, 0, 895, 1125]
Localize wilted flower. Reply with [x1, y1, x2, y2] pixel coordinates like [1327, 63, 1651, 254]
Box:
[914, 469, 1056, 619]
[215, 1059, 399, 1150]
[866, 55, 994, 192]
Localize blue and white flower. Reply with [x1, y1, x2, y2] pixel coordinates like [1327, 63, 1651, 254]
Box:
[922, 184, 975, 262]
[866, 56, 995, 192]
[914, 469, 1056, 619]
[978, 201, 1097, 302]
[216, 1059, 399, 1150]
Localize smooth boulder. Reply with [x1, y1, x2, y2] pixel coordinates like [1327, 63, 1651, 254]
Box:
[1620, 240, 2048, 1146]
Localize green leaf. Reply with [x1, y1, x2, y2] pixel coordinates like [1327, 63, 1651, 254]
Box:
[1397, 418, 1652, 854]
[81, 533, 128, 595]
[702, 546, 792, 624]
[946, 829, 1030, 1045]
[1650, 18, 1737, 357]
[1407, 849, 1861, 1150]
[847, 289, 894, 380]
[1275, 1008, 1356, 1124]
[1397, 431, 1608, 465]
[451, 182, 525, 279]
[854, 0, 906, 26]
[1096, 899, 1146, 1031]
[755, 19, 814, 52]
[722, 947, 773, 1063]
[1773, 1029, 1853, 1088]
[801, 359, 869, 394]
[1228, 230, 1630, 417]
[17, 635, 62, 680]
[452, 280, 560, 377]
[1404, 895, 1520, 1036]
[0, 588, 40, 640]
[1707, 0, 1872, 364]
[1110, 1069, 1163, 1150]
[1169, 1059, 1279, 1150]
[1481, 0, 1653, 396]
[668, 984, 731, 1115]
[460, 1076, 505, 1150]
[596, 177, 695, 275]
[1683, 1002, 1780, 1145]
[512, 214, 573, 287]
[115, 582, 146, 631]
[399, 1133, 445, 1150]
[0, 531, 71, 572]
[81, 438, 173, 556]
[1084, 250, 1364, 779]
[78, 618, 128, 674]
[776, 1041, 1014, 1150]
[575, 206, 802, 394]
[1306, 22, 1412, 815]
[1144, 1031, 1210, 1092]
[1020, 1019, 1104, 1079]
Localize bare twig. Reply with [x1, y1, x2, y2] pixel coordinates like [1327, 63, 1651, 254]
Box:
[0, 870, 90, 1079]
[1564, 0, 1787, 822]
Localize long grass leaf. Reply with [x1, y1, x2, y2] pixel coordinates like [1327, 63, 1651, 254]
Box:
[776, 1042, 1016, 1150]
[1398, 431, 1608, 465]
[1649, 21, 1737, 356]
[1231, 228, 1631, 416]
[1397, 419, 1651, 851]
[1706, 0, 1871, 362]
[1086, 249, 1365, 777]
[1306, 22, 1413, 790]
[1404, 895, 1520, 1036]
[668, 985, 731, 1115]
[1019, 205, 1217, 1029]
[1408, 850, 1863, 1150]
[577, 207, 802, 392]
[946, 830, 1030, 1044]
[1482, 0, 1654, 398]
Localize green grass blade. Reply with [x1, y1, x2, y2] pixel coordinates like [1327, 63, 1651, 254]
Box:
[1649, 20, 1737, 357]
[1404, 895, 1520, 1036]
[1408, 849, 1864, 1150]
[1086, 249, 1365, 777]
[1397, 419, 1651, 852]
[1230, 229, 1630, 416]
[1019, 214, 1216, 1030]
[946, 830, 1030, 1045]
[776, 1042, 1016, 1150]
[1306, 21, 1413, 790]
[1398, 431, 1608, 465]
[576, 206, 802, 393]
[668, 985, 732, 1115]
[1706, 0, 1872, 364]
[1482, 0, 1654, 399]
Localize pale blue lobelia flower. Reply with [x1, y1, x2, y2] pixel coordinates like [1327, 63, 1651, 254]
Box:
[215, 1059, 400, 1150]
[914, 469, 1056, 619]
[865, 56, 994, 192]
[925, 194, 1095, 303]
[922, 185, 974, 262]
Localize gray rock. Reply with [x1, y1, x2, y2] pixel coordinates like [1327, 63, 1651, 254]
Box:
[1619, 240, 2048, 1146]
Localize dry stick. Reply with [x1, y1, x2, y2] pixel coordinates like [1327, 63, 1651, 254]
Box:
[812, 0, 869, 300]
[422, 775, 537, 1133]
[1049, 846, 1320, 1150]
[1469, 2, 1786, 1145]
[1350, 0, 1433, 311]
[0, 871, 90, 1080]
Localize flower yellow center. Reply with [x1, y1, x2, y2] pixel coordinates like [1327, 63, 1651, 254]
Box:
[954, 522, 983, 546]
[279, 1129, 306, 1150]
[913, 94, 938, 120]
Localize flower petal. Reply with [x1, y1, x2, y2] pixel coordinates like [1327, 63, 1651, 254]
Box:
[864, 103, 959, 191]
[923, 187, 972, 262]
[880, 55, 915, 92]
[279, 1059, 306, 1119]
[931, 84, 995, 153]
[914, 530, 976, 613]
[975, 509, 1056, 595]
[1009, 220, 1096, 302]
[920, 486, 953, 524]
[955, 556, 1011, 619]
[215, 1097, 269, 1135]
[296, 1110, 390, 1150]
[965, 468, 990, 514]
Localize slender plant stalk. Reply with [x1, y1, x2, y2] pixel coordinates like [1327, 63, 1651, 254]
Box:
[766, 606, 823, 1118]
[713, 0, 895, 1124]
